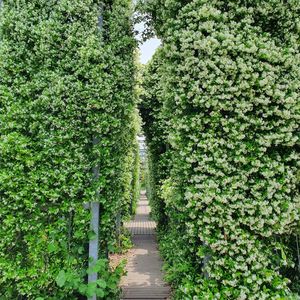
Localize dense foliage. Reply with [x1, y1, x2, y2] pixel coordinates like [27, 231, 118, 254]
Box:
[139, 0, 300, 299]
[0, 0, 138, 298]
[139, 52, 170, 228]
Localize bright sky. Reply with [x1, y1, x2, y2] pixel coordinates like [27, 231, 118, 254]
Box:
[135, 22, 161, 64]
[139, 38, 161, 64]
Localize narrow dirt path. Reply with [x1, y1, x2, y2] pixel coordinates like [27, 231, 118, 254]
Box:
[120, 192, 170, 300]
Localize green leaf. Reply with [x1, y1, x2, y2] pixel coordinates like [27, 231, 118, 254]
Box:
[55, 270, 66, 288]
[86, 282, 97, 297]
[281, 248, 287, 261]
[96, 278, 107, 289]
[96, 288, 105, 298]
[88, 230, 97, 240]
[47, 243, 57, 253]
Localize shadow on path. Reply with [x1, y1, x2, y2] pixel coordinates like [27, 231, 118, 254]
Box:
[121, 192, 170, 299]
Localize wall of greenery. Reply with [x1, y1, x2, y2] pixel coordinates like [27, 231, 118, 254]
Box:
[0, 0, 138, 299]
[130, 135, 141, 216]
[139, 51, 170, 229]
[139, 0, 300, 299]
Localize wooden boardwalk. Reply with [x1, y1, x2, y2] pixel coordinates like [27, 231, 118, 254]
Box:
[121, 192, 170, 300]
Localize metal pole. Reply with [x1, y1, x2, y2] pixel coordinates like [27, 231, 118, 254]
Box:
[202, 241, 210, 279]
[87, 3, 103, 299]
[116, 211, 121, 248]
[88, 202, 100, 284]
[88, 139, 100, 300]
[296, 235, 300, 273]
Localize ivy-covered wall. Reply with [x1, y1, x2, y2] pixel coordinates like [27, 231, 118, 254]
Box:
[0, 0, 138, 298]
[139, 0, 300, 298]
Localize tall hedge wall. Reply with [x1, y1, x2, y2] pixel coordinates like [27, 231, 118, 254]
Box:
[139, 51, 170, 229]
[0, 0, 137, 298]
[139, 0, 300, 299]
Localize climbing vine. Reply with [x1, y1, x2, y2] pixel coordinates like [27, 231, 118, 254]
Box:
[139, 0, 300, 299]
[0, 0, 138, 298]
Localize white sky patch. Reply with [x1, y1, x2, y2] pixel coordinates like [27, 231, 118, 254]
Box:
[139, 38, 161, 64]
[135, 21, 161, 64]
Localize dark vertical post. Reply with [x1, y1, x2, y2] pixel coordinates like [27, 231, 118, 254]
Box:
[88, 4, 103, 299]
[116, 211, 121, 248]
[88, 139, 100, 300]
[202, 241, 210, 279]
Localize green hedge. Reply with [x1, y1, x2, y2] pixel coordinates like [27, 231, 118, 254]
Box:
[139, 0, 300, 299]
[0, 0, 137, 298]
[131, 135, 141, 215]
[139, 51, 170, 228]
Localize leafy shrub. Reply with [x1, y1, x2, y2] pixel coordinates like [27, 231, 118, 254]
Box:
[54, 258, 125, 299]
[0, 0, 137, 298]
[139, 0, 300, 298]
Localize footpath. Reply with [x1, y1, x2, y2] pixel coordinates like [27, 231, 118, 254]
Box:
[120, 192, 170, 300]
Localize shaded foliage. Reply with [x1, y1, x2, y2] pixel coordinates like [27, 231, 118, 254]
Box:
[140, 0, 300, 298]
[0, 0, 138, 298]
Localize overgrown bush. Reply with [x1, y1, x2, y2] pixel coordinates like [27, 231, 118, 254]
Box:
[139, 0, 300, 298]
[0, 0, 137, 298]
